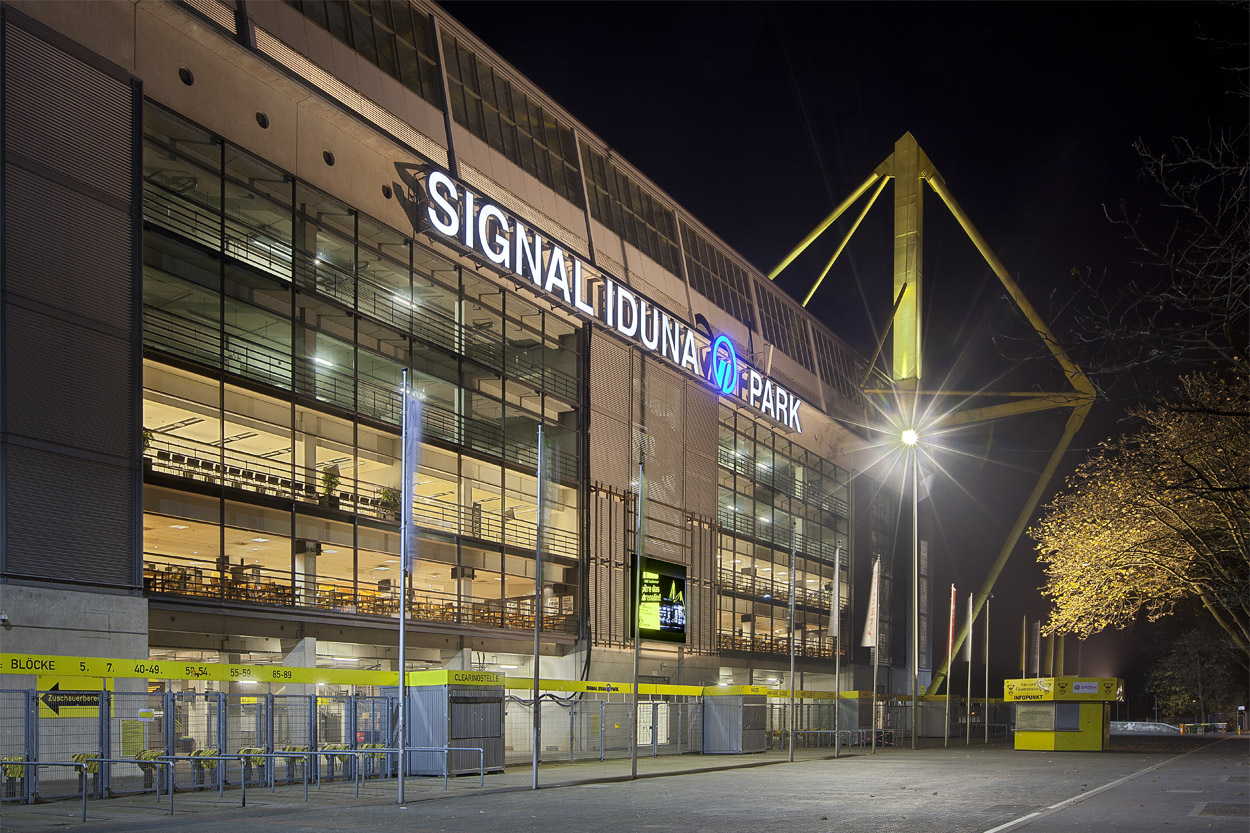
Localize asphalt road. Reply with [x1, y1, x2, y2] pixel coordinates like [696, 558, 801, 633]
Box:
[2, 736, 1244, 833]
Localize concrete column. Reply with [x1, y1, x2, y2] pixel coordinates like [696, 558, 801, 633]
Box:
[282, 637, 317, 697]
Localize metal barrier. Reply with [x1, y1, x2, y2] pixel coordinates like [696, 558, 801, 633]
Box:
[7, 761, 88, 822]
[783, 729, 882, 750]
[158, 751, 313, 806]
[91, 757, 174, 815]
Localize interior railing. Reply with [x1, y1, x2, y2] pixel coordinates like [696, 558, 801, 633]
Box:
[142, 551, 576, 634]
[145, 434, 578, 559]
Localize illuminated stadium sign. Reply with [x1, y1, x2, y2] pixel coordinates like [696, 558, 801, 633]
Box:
[630, 556, 686, 644]
[418, 170, 803, 433]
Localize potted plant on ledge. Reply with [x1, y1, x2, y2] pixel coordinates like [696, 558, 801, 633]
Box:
[378, 486, 401, 521]
[319, 464, 340, 509]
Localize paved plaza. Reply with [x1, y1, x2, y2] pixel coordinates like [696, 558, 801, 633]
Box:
[1, 736, 1244, 833]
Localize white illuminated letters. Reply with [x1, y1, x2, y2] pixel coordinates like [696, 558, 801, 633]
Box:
[419, 170, 805, 433]
[478, 203, 510, 268]
[426, 170, 460, 236]
[615, 284, 639, 338]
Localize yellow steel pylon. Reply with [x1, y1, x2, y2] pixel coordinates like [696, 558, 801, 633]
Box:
[769, 132, 1095, 697]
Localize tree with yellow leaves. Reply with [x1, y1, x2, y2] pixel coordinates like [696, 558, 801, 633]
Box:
[1033, 374, 1248, 655]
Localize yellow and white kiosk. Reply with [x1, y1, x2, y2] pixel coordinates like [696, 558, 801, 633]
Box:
[1004, 676, 1119, 751]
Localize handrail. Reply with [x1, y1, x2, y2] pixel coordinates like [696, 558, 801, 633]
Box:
[91, 757, 174, 815]
[368, 746, 485, 790]
[157, 752, 312, 805]
[6, 761, 88, 822]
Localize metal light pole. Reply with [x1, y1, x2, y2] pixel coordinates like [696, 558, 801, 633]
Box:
[397, 370, 408, 804]
[832, 546, 842, 759]
[531, 424, 544, 790]
[630, 459, 644, 780]
[788, 523, 797, 763]
[903, 430, 919, 749]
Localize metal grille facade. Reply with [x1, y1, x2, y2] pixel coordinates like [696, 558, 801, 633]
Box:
[1, 12, 141, 587]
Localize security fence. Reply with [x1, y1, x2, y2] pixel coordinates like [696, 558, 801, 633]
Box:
[2, 683, 969, 809]
[0, 689, 404, 805]
[502, 696, 704, 764]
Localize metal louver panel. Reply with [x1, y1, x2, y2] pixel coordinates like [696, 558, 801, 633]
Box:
[3, 26, 132, 200]
[4, 445, 134, 586]
[4, 164, 133, 330]
[2, 13, 140, 588]
[4, 304, 133, 458]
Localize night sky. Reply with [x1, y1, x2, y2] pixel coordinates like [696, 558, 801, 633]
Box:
[441, 2, 1245, 694]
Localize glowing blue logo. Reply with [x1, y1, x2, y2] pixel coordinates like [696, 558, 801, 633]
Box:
[709, 335, 738, 395]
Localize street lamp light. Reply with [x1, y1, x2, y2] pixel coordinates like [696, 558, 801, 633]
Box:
[901, 428, 918, 446]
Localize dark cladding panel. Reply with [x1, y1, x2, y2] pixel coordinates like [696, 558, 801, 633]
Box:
[4, 304, 132, 458]
[4, 444, 134, 586]
[4, 164, 134, 342]
[1, 12, 140, 588]
[3, 24, 133, 200]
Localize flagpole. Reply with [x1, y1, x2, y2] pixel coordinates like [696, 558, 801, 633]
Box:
[965, 591, 972, 746]
[532, 423, 544, 790]
[832, 546, 841, 759]
[984, 595, 991, 744]
[945, 584, 955, 748]
[871, 562, 879, 755]
[788, 523, 796, 763]
[863, 557, 880, 755]
[630, 458, 644, 780]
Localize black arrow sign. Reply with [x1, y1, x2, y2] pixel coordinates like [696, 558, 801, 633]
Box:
[40, 683, 99, 715]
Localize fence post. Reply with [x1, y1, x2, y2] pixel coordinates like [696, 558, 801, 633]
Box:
[652, 702, 658, 758]
[599, 701, 605, 762]
[264, 693, 275, 790]
[217, 693, 227, 793]
[25, 690, 37, 804]
[308, 694, 317, 783]
[99, 689, 111, 798]
[162, 691, 174, 793]
[569, 703, 575, 763]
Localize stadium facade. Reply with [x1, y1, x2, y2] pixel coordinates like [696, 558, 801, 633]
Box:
[0, 0, 932, 696]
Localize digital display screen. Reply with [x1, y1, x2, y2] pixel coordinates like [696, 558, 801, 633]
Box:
[631, 556, 686, 643]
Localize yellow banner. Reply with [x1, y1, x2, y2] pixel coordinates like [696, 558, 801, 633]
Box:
[6, 653, 868, 701]
[1003, 676, 1119, 702]
[5, 654, 392, 687]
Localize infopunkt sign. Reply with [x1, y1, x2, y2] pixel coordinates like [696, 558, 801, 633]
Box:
[419, 170, 803, 432]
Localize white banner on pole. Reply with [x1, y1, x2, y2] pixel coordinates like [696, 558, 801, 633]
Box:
[400, 390, 423, 572]
[860, 558, 880, 648]
[828, 546, 841, 639]
[962, 592, 973, 662]
[947, 584, 957, 660]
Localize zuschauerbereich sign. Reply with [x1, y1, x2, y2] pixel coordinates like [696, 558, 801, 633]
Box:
[419, 170, 803, 433]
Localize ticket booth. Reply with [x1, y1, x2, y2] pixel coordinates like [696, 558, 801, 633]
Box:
[1004, 677, 1119, 751]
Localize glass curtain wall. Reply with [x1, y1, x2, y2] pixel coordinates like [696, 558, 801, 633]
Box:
[715, 406, 849, 659]
[140, 102, 582, 634]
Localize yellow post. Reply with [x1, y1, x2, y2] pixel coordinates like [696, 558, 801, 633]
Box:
[891, 133, 927, 385]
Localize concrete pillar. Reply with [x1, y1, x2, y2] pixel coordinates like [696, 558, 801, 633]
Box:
[282, 637, 317, 697]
